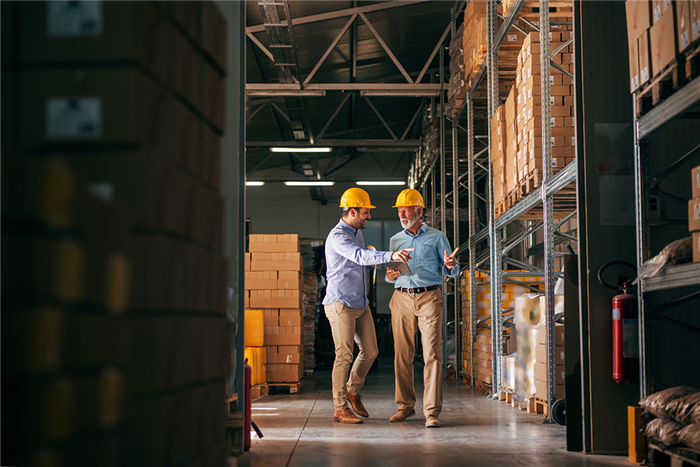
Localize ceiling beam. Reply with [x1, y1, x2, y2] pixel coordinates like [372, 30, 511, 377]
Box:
[247, 139, 421, 148]
[246, 0, 433, 33]
[247, 83, 442, 93]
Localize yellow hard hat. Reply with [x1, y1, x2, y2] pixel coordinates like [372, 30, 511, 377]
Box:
[339, 187, 376, 208]
[392, 188, 425, 208]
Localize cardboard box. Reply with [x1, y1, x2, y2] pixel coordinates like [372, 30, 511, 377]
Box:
[694, 231, 700, 262]
[692, 0, 700, 42]
[261, 309, 279, 327]
[18, 2, 169, 80]
[535, 378, 566, 400]
[629, 37, 640, 93]
[689, 197, 700, 231]
[536, 324, 565, 346]
[639, 30, 651, 85]
[245, 253, 251, 271]
[650, 8, 677, 77]
[169, 29, 199, 109]
[266, 345, 302, 364]
[692, 165, 700, 199]
[250, 289, 301, 309]
[652, 0, 673, 23]
[677, 0, 692, 52]
[535, 361, 565, 383]
[200, 56, 225, 132]
[22, 67, 164, 148]
[244, 290, 250, 308]
[267, 363, 303, 382]
[264, 325, 302, 346]
[535, 344, 565, 364]
[279, 311, 302, 327]
[264, 260, 298, 281]
[249, 234, 300, 253]
[250, 252, 303, 272]
[245, 271, 278, 290]
[626, 0, 652, 42]
[201, 123, 221, 190]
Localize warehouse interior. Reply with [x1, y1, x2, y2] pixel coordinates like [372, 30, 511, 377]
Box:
[2, 1, 700, 466]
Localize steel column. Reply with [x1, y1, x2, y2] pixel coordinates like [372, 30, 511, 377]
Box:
[439, 45, 448, 376]
[467, 96, 476, 387]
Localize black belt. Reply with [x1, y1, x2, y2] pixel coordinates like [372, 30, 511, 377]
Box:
[398, 285, 441, 294]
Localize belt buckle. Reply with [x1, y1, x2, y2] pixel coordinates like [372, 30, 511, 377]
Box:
[407, 288, 415, 295]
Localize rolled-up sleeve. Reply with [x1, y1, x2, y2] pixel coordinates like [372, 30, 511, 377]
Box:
[330, 231, 392, 266]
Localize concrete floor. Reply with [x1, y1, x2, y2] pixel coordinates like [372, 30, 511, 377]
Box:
[240, 359, 630, 467]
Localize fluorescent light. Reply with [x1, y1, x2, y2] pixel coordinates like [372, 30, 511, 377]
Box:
[360, 90, 440, 97]
[246, 181, 265, 186]
[270, 147, 332, 153]
[284, 181, 335, 186]
[356, 181, 406, 186]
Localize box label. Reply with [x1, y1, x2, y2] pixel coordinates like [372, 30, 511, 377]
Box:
[681, 31, 690, 51]
[654, 5, 661, 23]
[641, 66, 649, 84]
[47, 1, 103, 37]
[695, 203, 700, 220]
[46, 97, 102, 139]
[694, 21, 700, 41]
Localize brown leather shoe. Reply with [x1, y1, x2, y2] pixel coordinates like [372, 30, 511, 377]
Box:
[425, 415, 441, 428]
[389, 407, 415, 422]
[346, 392, 369, 418]
[334, 407, 363, 424]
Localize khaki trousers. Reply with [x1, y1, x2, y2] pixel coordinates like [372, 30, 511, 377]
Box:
[324, 303, 379, 411]
[389, 288, 443, 418]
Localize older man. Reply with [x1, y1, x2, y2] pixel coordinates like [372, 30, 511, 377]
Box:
[323, 187, 414, 424]
[386, 188, 459, 428]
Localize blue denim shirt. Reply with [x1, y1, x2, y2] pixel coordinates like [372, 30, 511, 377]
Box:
[387, 223, 459, 288]
[322, 219, 393, 309]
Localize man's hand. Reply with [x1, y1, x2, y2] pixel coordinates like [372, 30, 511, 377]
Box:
[391, 248, 414, 263]
[386, 268, 401, 281]
[444, 247, 459, 269]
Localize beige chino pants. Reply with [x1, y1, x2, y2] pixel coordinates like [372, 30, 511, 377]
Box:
[389, 288, 443, 418]
[324, 303, 379, 411]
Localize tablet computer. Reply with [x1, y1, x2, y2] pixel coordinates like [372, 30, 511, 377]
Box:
[386, 261, 411, 275]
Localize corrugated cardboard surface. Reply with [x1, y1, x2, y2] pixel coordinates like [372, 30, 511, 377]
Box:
[692, 165, 700, 199]
[649, 8, 677, 76]
[689, 198, 700, 231]
[693, 231, 700, 262]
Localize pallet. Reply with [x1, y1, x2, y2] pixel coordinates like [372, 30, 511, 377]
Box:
[684, 41, 700, 82]
[268, 380, 303, 394]
[635, 59, 686, 118]
[251, 383, 269, 402]
[648, 440, 700, 467]
[534, 397, 548, 417]
[226, 392, 239, 415]
[495, 200, 509, 218]
[475, 378, 492, 395]
[518, 2, 574, 19]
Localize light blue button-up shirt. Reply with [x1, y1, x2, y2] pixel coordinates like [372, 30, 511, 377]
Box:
[387, 223, 459, 288]
[322, 219, 393, 309]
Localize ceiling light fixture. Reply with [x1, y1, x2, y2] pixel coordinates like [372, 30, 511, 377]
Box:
[284, 181, 335, 186]
[359, 90, 440, 97]
[356, 181, 406, 186]
[246, 90, 327, 97]
[246, 181, 265, 186]
[270, 147, 333, 153]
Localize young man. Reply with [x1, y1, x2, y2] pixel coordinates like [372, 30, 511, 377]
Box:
[323, 187, 414, 424]
[386, 188, 459, 428]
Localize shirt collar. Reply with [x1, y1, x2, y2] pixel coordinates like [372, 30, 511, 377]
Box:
[338, 218, 357, 234]
[403, 222, 427, 238]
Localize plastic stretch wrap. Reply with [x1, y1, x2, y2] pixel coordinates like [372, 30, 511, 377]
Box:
[644, 418, 684, 446]
[678, 424, 700, 451]
[633, 237, 693, 284]
[514, 294, 541, 402]
[502, 353, 516, 392]
[670, 392, 700, 425]
[640, 386, 699, 419]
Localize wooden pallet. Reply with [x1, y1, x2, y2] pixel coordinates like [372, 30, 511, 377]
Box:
[519, 2, 574, 19]
[534, 397, 548, 417]
[635, 58, 686, 118]
[495, 200, 509, 218]
[684, 41, 700, 81]
[475, 379, 492, 395]
[268, 380, 303, 394]
[648, 440, 700, 467]
[251, 383, 269, 402]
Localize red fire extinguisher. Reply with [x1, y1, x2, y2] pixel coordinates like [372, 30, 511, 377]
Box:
[598, 262, 639, 385]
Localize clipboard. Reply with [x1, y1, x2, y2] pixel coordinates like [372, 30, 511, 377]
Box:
[386, 261, 411, 275]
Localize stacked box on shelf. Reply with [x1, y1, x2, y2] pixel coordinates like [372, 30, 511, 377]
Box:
[504, 87, 520, 198]
[449, 21, 466, 115]
[689, 165, 700, 262]
[6, 2, 231, 465]
[534, 321, 566, 400]
[514, 31, 576, 192]
[244, 310, 267, 386]
[245, 234, 305, 384]
[462, 0, 487, 88]
[491, 105, 507, 209]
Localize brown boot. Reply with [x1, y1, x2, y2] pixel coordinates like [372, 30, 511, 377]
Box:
[334, 407, 363, 424]
[346, 392, 369, 418]
[389, 407, 416, 422]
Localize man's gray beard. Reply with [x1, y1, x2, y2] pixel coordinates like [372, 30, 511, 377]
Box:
[401, 214, 419, 230]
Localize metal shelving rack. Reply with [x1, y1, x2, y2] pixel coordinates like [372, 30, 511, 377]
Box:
[447, 0, 577, 421]
[633, 75, 700, 399]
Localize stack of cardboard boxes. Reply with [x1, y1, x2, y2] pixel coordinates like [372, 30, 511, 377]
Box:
[626, 1, 699, 97]
[534, 323, 566, 400]
[3, 2, 231, 465]
[491, 105, 507, 209]
[690, 165, 700, 262]
[245, 235, 305, 384]
[244, 309, 267, 386]
[449, 21, 466, 116]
